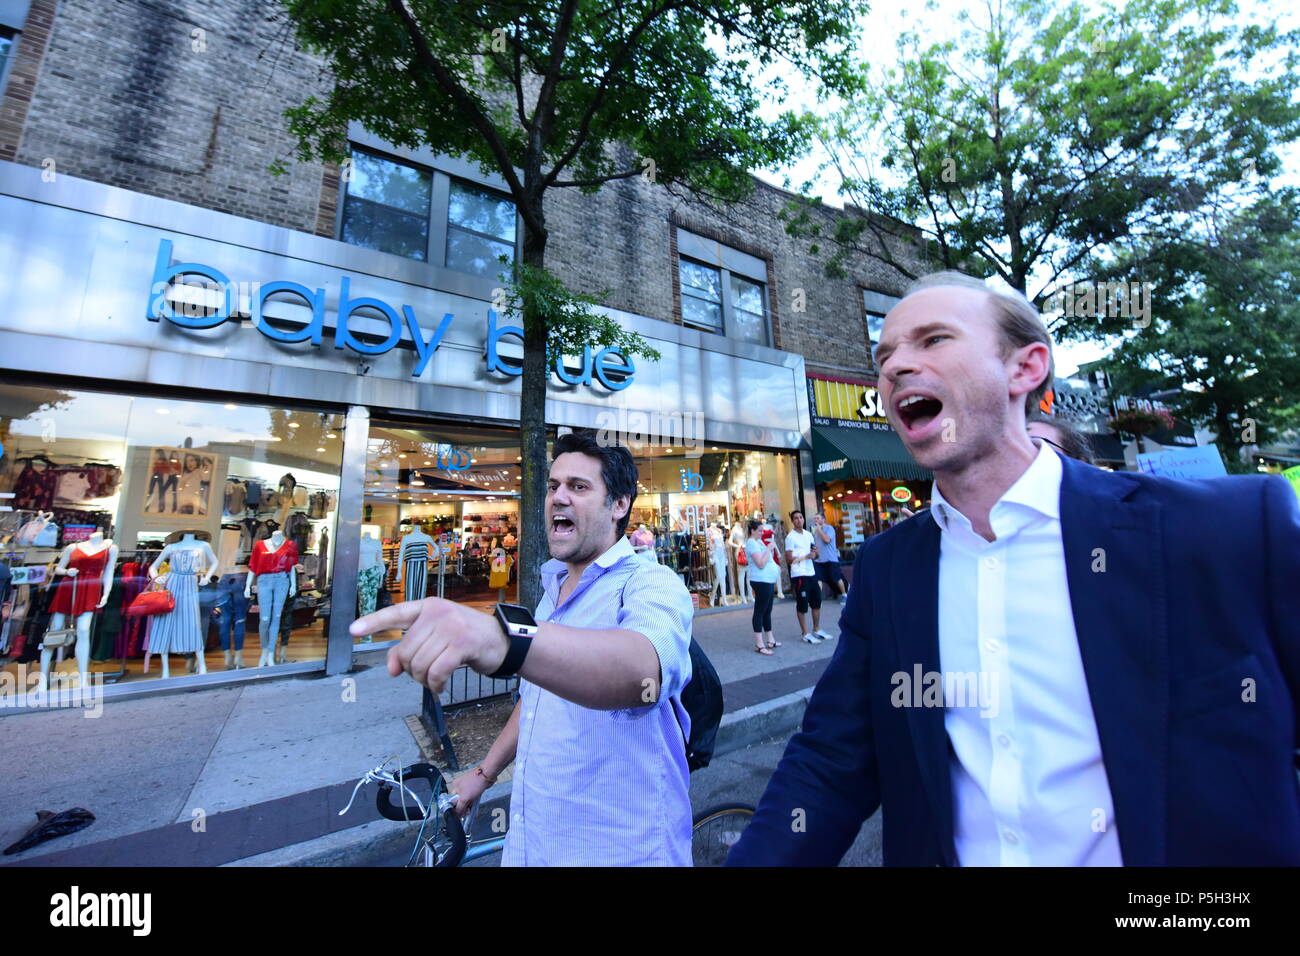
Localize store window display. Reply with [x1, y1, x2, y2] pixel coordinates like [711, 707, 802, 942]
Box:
[38, 527, 118, 692]
[0, 384, 344, 700]
[364, 421, 521, 615]
[622, 446, 797, 609]
[147, 533, 218, 678]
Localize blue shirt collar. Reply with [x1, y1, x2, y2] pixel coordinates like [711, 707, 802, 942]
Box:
[540, 535, 636, 588]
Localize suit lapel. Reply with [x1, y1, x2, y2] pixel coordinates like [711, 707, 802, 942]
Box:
[891, 514, 955, 862]
[1059, 458, 1168, 866]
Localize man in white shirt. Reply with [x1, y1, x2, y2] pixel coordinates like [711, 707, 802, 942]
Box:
[785, 510, 831, 644]
[730, 270, 1300, 866]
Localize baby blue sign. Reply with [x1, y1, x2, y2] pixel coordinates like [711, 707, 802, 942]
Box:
[146, 239, 633, 389]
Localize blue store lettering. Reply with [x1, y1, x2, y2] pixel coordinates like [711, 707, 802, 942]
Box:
[147, 238, 633, 388]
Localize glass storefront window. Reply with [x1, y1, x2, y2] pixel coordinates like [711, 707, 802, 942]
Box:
[624, 444, 799, 609]
[818, 476, 931, 560]
[0, 384, 344, 698]
[360, 421, 522, 643]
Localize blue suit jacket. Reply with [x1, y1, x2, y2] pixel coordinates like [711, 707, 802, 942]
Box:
[728, 457, 1300, 866]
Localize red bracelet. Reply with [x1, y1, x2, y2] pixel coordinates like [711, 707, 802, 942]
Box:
[476, 766, 497, 785]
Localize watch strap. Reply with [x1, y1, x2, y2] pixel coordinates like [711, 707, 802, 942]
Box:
[489, 631, 533, 679]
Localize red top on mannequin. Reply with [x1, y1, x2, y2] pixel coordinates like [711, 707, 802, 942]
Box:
[249, 539, 299, 575]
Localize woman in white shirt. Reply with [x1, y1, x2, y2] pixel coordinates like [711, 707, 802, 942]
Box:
[744, 518, 781, 654]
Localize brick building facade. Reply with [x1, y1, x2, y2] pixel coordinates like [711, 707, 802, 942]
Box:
[1, 0, 926, 384]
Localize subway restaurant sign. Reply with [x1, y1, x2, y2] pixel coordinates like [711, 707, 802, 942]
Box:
[808, 375, 892, 431]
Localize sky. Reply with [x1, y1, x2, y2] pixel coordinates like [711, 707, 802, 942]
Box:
[747, 0, 1300, 377]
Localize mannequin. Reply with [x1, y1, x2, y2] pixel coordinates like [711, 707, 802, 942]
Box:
[147, 533, 217, 679]
[630, 522, 656, 562]
[246, 529, 299, 667]
[39, 529, 117, 692]
[356, 532, 386, 639]
[489, 547, 513, 601]
[707, 521, 729, 606]
[728, 520, 752, 603]
[398, 527, 435, 603]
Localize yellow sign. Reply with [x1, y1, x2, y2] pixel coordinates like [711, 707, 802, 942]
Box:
[811, 378, 888, 423]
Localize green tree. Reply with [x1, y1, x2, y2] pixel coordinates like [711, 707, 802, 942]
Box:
[790, 0, 1300, 302]
[1066, 192, 1300, 473]
[276, 0, 861, 607]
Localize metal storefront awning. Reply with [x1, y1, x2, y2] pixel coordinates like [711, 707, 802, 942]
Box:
[813, 425, 932, 483]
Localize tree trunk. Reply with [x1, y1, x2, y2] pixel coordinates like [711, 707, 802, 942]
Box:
[516, 220, 549, 612]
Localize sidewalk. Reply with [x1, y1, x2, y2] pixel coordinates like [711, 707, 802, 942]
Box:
[0, 595, 843, 866]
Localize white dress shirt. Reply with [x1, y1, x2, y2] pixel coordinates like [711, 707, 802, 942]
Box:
[931, 443, 1122, 866]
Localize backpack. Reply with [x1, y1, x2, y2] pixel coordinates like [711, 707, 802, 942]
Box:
[678, 636, 724, 772]
[615, 571, 724, 771]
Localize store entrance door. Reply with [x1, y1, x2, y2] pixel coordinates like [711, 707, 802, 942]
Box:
[362, 421, 521, 631]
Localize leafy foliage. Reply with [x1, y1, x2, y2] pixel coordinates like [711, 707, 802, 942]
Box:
[794, 0, 1300, 302]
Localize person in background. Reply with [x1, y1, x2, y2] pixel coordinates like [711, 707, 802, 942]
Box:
[745, 518, 780, 655]
[785, 509, 831, 644]
[1027, 414, 1097, 465]
[811, 512, 848, 601]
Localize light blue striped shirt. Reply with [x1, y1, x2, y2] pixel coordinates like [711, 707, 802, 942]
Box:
[501, 535, 694, 866]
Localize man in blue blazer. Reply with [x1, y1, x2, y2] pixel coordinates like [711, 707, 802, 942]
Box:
[729, 272, 1300, 866]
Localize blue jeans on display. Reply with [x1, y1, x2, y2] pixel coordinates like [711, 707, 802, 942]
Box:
[256, 571, 290, 652]
[217, 573, 248, 651]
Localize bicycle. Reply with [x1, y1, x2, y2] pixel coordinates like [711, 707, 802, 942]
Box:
[343, 758, 756, 866]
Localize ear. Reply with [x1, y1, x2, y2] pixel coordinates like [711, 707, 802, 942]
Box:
[1006, 342, 1051, 410]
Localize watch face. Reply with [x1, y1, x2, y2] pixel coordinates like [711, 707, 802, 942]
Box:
[498, 603, 536, 627]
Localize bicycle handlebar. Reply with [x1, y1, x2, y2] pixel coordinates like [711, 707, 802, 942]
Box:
[373, 762, 467, 868]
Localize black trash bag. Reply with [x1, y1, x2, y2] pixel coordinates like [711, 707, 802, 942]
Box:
[3, 807, 96, 855]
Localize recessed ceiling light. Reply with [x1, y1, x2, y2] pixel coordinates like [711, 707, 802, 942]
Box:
[326, 432, 337, 439]
[289, 422, 300, 428]
[316, 447, 326, 453]
[398, 454, 407, 459]
[665, 448, 673, 453]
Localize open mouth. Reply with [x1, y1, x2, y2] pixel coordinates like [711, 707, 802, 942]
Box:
[550, 515, 576, 539]
[894, 392, 944, 437]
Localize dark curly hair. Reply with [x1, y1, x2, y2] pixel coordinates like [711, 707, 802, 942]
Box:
[553, 430, 638, 535]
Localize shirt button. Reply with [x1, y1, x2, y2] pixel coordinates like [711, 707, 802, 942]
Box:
[997, 734, 1011, 748]
[527, 711, 534, 720]
[983, 556, 999, 569]
[984, 638, 1000, 652]
[1003, 829, 1019, 845]
[513, 813, 521, 823]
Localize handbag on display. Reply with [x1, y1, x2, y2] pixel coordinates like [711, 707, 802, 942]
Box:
[41, 577, 78, 649]
[124, 577, 176, 617]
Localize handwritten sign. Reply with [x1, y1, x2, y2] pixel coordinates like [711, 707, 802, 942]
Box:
[1135, 445, 1227, 479]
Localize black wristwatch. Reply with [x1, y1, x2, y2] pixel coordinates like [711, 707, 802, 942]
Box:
[489, 603, 538, 679]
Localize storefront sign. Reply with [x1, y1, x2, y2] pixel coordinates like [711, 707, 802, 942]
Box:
[438, 447, 471, 471]
[808, 376, 892, 431]
[147, 239, 634, 389]
[817, 458, 847, 474]
[890, 486, 913, 502]
[680, 469, 704, 491]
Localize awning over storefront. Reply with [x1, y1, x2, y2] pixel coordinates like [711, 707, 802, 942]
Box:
[813, 425, 932, 483]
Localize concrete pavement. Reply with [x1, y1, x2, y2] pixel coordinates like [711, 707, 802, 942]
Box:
[0, 594, 845, 865]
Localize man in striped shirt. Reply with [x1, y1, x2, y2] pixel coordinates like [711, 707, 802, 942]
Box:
[351, 432, 695, 865]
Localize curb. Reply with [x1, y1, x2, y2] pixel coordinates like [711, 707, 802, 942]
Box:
[231, 689, 813, 867]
